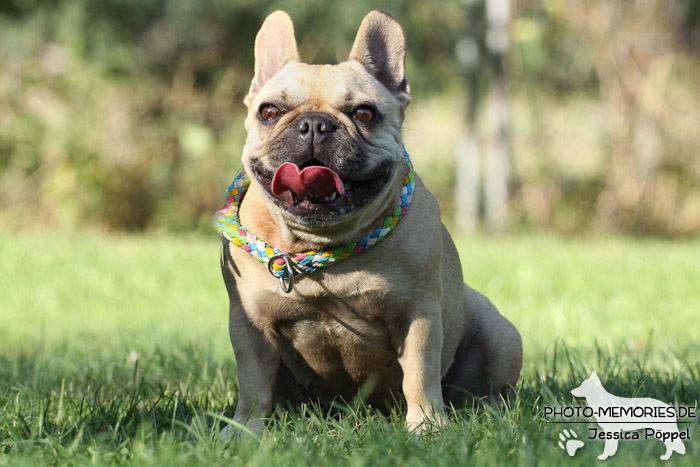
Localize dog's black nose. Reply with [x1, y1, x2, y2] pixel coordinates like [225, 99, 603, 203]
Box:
[296, 113, 337, 142]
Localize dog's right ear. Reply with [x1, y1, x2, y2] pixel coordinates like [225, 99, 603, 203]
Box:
[245, 11, 300, 106]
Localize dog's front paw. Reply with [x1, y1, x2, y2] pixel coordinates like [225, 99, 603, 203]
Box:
[219, 424, 236, 441]
[406, 404, 449, 433]
[219, 418, 266, 441]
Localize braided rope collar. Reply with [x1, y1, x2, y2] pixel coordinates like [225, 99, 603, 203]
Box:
[215, 149, 414, 292]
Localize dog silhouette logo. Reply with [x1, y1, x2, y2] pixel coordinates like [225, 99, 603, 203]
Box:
[570, 371, 686, 461]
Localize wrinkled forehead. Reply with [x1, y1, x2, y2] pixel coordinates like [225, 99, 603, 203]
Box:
[253, 62, 393, 110]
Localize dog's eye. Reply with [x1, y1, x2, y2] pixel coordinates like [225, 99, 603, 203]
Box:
[260, 105, 282, 121]
[353, 107, 375, 122]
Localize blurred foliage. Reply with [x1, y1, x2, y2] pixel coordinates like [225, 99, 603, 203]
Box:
[508, 0, 700, 236]
[0, 0, 699, 236]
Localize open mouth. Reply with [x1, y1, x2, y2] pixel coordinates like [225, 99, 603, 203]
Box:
[272, 162, 346, 207]
[250, 158, 393, 221]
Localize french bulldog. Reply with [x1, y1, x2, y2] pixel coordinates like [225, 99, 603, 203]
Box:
[218, 10, 522, 436]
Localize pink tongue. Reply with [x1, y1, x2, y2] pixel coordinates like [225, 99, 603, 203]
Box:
[271, 163, 345, 201]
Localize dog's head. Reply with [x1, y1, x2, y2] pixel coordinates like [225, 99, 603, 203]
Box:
[570, 371, 602, 398]
[240, 10, 411, 242]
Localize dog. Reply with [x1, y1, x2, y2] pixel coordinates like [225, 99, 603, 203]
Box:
[217, 10, 522, 436]
[571, 371, 686, 460]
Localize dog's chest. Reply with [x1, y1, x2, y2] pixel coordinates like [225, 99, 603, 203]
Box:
[256, 283, 402, 395]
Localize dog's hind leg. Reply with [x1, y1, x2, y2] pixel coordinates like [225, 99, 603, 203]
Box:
[671, 436, 687, 457]
[442, 285, 522, 407]
[661, 435, 686, 460]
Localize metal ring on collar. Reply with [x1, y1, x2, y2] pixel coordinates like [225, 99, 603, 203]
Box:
[267, 253, 296, 293]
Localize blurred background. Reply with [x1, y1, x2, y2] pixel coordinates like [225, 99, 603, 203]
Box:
[1, 0, 699, 237]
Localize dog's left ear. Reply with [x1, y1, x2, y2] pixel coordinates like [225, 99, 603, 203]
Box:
[349, 10, 411, 108]
[245, 10, 300, 106]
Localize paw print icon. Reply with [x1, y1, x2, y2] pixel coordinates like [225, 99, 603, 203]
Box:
[558, 429, 584, 456]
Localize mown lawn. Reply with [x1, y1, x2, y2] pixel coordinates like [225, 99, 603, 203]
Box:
[1, 232, 698, 465]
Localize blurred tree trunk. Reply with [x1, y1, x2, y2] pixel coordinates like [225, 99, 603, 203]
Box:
[484, 0, 511, 231]
[455, 0, 511, 232]
[454, 0, 483, 232]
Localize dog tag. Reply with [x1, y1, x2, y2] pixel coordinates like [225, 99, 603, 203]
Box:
[267, 253, 296, 293]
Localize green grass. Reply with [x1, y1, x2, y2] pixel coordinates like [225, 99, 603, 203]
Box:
[1, 232, 699, 465]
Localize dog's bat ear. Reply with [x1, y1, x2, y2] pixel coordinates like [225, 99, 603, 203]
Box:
[349, 10, 411, 107]
[245, 10, 300, 106]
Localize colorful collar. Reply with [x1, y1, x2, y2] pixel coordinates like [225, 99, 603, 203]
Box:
[215, 149, 414, 293]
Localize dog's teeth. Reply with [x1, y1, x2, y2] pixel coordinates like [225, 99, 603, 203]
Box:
[324, 196, 330, 202]
[330, 192, 337, 201]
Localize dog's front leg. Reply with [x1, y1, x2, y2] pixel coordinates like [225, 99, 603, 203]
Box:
[396, 307, 448, 432]
[222, 305, 280, 439]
